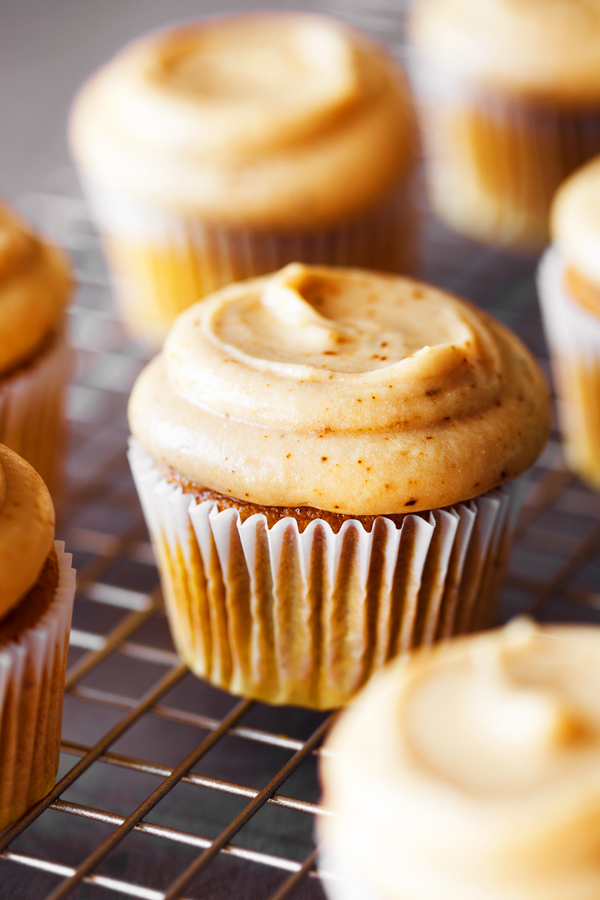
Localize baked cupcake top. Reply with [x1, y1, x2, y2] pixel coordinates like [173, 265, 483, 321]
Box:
[552, 155, 600, 292]
[0, 201, 71, 374]
[409, 0, 600, 103]
[321, 619, 600, 900]
[0, 444, 55, 620]
[69, 12, 415, 227]
[128, 263, 549, 515]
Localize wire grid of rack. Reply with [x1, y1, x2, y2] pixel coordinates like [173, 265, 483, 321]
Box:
[3, 137, 600, 900]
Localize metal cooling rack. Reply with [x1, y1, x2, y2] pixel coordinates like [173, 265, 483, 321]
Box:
[2, 151, 600, 900]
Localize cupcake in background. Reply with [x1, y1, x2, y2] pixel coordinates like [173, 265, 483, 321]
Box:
[0, 444, 75, 830]
[319, 619, 600, 900]
[539, 155, 600, 492]
[69, 12, 417, 347]
[0, 201, 72, 499]
[409, 0, 600, 252]
[127, 262, 549, 710]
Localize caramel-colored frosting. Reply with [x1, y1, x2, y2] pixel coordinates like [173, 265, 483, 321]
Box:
[552, 156, 600, 295]
[321, 620, 600, 900]
[0, 202, 71, 374]
[0, 444, 55, 621]
[128, 264, 549, 515]
[69, 12, 415, 226]
[410, 0, 600, 103]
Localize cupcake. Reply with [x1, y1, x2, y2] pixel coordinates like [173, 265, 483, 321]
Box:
[127, 263, 550, 709]
[69, 11, 417, 347]
[0, 201, 72, 498]
[538, 155, 600, 491]
[0, 444, 75, 830]
[409, 0, 600, 251]
[319, 618, 600, 900]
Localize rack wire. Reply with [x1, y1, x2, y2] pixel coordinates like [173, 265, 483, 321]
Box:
[3, 128, 600, 900]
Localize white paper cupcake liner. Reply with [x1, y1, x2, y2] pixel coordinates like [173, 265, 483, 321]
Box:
[538, 247, 600, 488]
[0, 542, 76, 830]
[80, 178, 418, 346]
[0, 330, 71, 499]
[409, 57, 600, 250]
[538, 247, 600, 356]
[128, 438, 524, 709]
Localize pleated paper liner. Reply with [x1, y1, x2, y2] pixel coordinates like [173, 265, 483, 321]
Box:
[81, 178, 418, 347]
[0, 329, 71, 501]
[0, 542, 76, 831]
[538, 247, 600, 491]
[129, 438, 525, 710]
[409, 58, 600, 251]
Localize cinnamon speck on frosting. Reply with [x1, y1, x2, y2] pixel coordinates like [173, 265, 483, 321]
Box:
[129, 263, 550, 515]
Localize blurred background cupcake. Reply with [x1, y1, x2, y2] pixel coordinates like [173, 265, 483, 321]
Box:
[69, 11, 417, 347]
[319, 619, 600, 900]
[409, 0, 600, 252]
[538, 155, 600, 493]
[128, 263, 549, 709]
[0, 200, 72, 499]
[0, 444, 75, 831]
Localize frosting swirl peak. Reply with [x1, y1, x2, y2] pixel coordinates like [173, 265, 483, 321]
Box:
[129, 264, 549, 515]
[321, 621, 600, 900]
[70, 12, 415, 226]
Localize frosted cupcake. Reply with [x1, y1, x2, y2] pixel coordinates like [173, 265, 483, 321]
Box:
[128, 263, 550, 709]
[0, 444, 75, 830]
[0, 201, 72, 498]
[409, 0, 600, 251]
[320, 619, 600, 900]
[538, 156, 600, 491]
[69, 12, 417, 346]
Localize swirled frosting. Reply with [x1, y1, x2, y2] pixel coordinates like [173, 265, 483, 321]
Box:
[0, 202, 71, 374]
[410, 0, 600, 102]
[320, 620, 600, 900]
[69, 12, 415, 226]
[0, 444, 54, 620]
[128, 263, 549, 515]
[552, 156, 600, 289]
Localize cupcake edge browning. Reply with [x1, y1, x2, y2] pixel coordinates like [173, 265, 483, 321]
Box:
[0, 546, 59, 647]
[159, 462, 411, 534]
